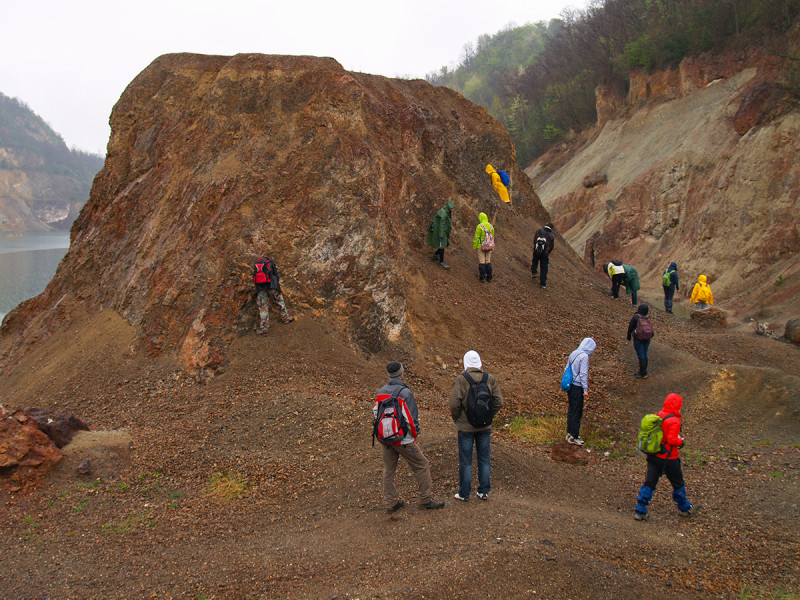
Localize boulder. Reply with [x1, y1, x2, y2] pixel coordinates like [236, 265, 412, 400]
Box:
[551, 441, 589, 465]
[690, 306, 727, 328]
[23, 407, 89, 448]
[0, 405, 63, 471]
[583, 173, 607, 189]
[785, 319, 800, 344]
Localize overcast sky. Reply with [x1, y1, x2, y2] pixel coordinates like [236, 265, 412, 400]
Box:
[2, 0, 583, 155]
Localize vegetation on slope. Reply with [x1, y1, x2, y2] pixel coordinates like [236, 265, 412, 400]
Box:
[428, 0, 800, 166]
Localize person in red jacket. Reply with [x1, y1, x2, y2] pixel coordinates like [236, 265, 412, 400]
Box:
[634, 393, 696, 521]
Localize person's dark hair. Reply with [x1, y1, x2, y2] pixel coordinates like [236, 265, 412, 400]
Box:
[637, 303, 649, 316]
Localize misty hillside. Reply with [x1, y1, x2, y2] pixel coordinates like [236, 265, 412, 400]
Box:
[0, 91, 104, 231]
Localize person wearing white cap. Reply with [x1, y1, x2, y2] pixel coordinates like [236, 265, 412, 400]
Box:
[449, 350, 503, 501]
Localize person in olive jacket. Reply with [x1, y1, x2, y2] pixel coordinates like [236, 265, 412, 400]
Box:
[427, 199, 455, 269]
[449, 350, 503, 502]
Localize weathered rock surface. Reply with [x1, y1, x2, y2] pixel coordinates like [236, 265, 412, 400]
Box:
[785, 318, 800, 344]
[690, 306, 728, 329]
[0, 53, 548, 377]
[0, 405, 62, 472]
[530, 51, 800, 323]
[23, 407, 89, 448]
[550, 441, 589, 465]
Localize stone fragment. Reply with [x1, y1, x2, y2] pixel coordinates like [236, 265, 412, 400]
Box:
[785, 319, 800, 344]
[690, 306, 727, 328]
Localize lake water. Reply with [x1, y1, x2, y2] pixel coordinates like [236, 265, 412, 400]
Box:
[0, 231, 70, 323]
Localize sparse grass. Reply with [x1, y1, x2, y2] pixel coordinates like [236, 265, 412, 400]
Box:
[771, 470, 784, 478]
[101, 512, 155, 534]
[753, 440, 771, 448]
[508, 414, 566, 444]
[682, 448, 709, 466]
[72, 502, 87, 512]
[204, 470, 249, 502]
[737, 584, 800, 599]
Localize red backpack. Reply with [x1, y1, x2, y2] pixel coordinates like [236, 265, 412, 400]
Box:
[253, 257, 274, 286]
[373, 387, 417, 446]
[635, 315, 654, 341]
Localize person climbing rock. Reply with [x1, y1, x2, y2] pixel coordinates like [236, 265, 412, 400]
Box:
[531, 223, 555, 288]
[427, 200, 454, 269]
[690, 274, 714, 310]
[634, 393, 696, 521]
[662, 262, 679, 314]
[473, 212, 495, 283]
[252, 256, 294, 335]
[627, 303, 654, 378]
[485, 164, 511, 203]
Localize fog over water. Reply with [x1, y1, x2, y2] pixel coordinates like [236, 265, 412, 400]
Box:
[0, 231, 70, 323]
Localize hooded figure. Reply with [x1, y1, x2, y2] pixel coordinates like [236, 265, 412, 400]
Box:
[634, 393, 695, 521]
[473, 212, 495, 283]
[531, 223, 555, 288]
[427, 200, 455, 269]
[662, 262, 679, 313]
[564, 337, 596, 445]
[627, 303, 653, 378]
[485, 164, 511, 203]
[450, 350, 504, 501]
[690, 274, 713, 309]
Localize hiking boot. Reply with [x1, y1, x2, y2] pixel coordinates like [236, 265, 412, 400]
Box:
[439, 262, 450, 270]
[540, 284, 547, 289]
[281, 314, 295, 324]
[574, 437, 585, 446]
[566, 434, 583, 446]
[635, 373, 644, 379]
[634, 511, 650, 521]
[387, 500, 405, 514]
[453, 493, 468, 502]
[679, 506, 698, 517]
[255, 325, 269, 335]
[477, 492, 488, 501]
[421, 499, 445, 510]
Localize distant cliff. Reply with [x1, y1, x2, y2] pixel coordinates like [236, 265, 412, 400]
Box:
[0, 92, 104, 231]
[528, 50, 800, 323]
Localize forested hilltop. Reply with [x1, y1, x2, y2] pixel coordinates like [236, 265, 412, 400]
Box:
[427, 0, 800, 165]
[0, 92, 103, 230]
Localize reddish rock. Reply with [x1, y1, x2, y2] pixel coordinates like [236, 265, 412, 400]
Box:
[785, 318, 800, 344]
[551, 441, 589, 465]
[690, 306, 727, 328]
[583, 173, 607, 189]
[0, 405, 63, 471]
[23, 407, 89, 448]
[733, 81, 787, 135]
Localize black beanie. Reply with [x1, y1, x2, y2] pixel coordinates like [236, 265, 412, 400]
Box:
[387, 361, 404, 378]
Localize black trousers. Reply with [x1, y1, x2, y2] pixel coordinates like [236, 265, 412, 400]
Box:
[644, 455, 686, 490]
[610, 274, 624, 297]
[566, 384, 584, 438]
[531, 252, 549, 285]
[434, 248, 445, 262]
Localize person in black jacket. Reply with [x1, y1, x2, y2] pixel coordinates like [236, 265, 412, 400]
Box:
[627, 303, 653, 378]
[662, 262, 679, 314]
[531, 223, 555, 288]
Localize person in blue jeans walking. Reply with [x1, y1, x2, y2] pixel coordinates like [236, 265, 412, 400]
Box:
[627, 303, 654, 378]
[449, 350, 503, 501]
[634, 393, 696, 521]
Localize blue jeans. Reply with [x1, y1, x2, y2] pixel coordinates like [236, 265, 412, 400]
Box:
[458, 429, 491, 498]
[633, 338, 650, 360]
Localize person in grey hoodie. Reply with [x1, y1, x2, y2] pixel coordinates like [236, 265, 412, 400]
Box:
[564, 338, 596, 446]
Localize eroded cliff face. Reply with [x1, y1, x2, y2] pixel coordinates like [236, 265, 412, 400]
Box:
[0, 53, 547, 377]
[531, 52, 800, 322]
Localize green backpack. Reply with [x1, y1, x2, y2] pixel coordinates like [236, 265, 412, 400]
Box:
[662, 269, 673, 287]
[637, 413, 675, 455]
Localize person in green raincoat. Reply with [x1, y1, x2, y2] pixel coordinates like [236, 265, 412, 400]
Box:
[472, 212, 495, 282]
[427, 200, 454, 269]
[606, 261, 640, 307]
[622, 264, 641, 307]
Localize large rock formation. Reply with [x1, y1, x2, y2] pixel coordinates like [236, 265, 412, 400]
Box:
[529, 51, 800, 322]
[0, 92, 103, 231]
[0, 54, 548, 378]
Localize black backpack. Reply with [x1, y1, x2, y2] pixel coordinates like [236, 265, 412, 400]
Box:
[253, 257, 274, 286]
[462, 372, 494, 427]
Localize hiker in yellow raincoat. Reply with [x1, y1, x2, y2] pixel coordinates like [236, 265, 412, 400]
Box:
[485, 164, 510, 203]
[690, 274, 714, 310]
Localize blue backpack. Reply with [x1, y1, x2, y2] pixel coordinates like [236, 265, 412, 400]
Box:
[497, 169, 510, 187]
[560, 361, 574, 391]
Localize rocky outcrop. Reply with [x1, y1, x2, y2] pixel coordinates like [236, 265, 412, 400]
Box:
[785, 319, 800, 344]
[0, 92, 103, 231]
[0, 405, 63, 472]
[531, 51, 800, 323]
[690, 307, 727, 329]
[23, 408, 89, 448]
[0, 54, 548, 378]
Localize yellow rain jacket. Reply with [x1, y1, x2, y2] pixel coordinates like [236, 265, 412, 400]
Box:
[690, 275, 714, 305]
[485, 164, 511, 203]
